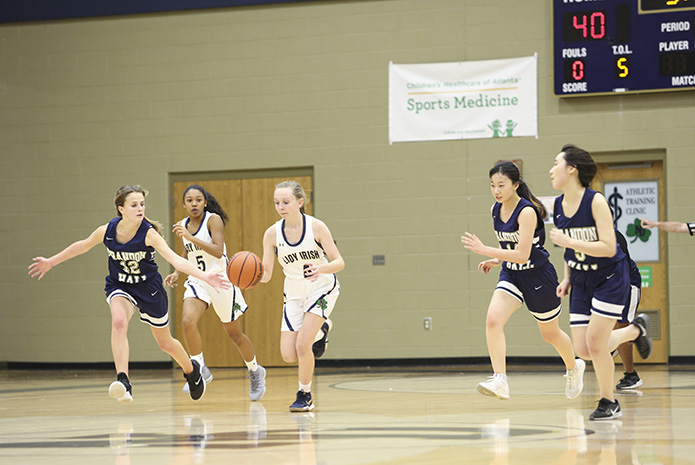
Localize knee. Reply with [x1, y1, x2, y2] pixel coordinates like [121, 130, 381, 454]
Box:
[281, 349, 297, 363]
[485, 313, 505, 332]
[295, 339, 313, 358]
[540, 328, 560, 345]
[111, 315, 128, 333]
[181, 316, 198, 333]
[574, 348, 591, 360]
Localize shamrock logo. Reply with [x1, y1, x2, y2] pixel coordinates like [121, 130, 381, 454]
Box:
[233, 302, 241, 312]
[316, 298, 328, 311]
[626, 218, 651, 243]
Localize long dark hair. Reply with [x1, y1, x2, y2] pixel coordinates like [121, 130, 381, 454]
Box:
[183, 184, 228, 225]
[489, 161, 547, 222]
[561, 144, 597, 188]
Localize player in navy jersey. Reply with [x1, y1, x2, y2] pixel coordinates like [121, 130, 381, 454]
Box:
[29, 185, 230, 403]
[549, 145, 653, 420]
[164, 185, 266, 400]
[259, 181, 344, 412]
[462, 161, 584, 400]
[612, 230, 644, 390]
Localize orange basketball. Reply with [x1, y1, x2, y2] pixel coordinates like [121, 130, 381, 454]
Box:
[226, 251, 264, 289]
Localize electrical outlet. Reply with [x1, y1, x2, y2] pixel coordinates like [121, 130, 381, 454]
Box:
[423, 317, 432, 330]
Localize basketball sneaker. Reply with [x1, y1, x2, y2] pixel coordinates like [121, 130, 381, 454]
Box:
[565, 358, 586, 399]
[477, 373, 510, 400]
[249, 365, 267, 401]
[184, 359, 206, 401]
[312, 318, 333, 359]
[289, 390, 315, 412]
[616, 371, 643, 390]
[631, 313, 653, 359]
[183, 364, 212, 393]
[589, 397, 622, 420]
[109, 373, 133, 403]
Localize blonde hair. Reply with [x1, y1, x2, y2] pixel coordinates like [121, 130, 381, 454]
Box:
[275, 180, 307, 214]
[114, 185, 164, 236]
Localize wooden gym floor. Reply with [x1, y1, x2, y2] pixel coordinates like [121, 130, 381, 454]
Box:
[0, 364, 694, 464]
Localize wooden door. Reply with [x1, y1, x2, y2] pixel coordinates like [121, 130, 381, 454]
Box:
[171, 176, 313, 367]
[594, 161, 666, 364]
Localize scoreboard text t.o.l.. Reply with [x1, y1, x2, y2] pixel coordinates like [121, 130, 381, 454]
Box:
[554, 0, 695, 96]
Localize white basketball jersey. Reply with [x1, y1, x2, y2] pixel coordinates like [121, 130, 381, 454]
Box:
[275, 214, 330, 281]
[180, 211, 227, 274]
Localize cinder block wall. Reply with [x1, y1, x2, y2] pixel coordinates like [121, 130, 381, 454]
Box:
[2, 0, 694, 363]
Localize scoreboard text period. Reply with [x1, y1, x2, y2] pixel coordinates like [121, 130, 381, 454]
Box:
[554, 0, 695, 96]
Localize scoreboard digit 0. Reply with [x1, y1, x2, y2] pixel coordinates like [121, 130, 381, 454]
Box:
[554, 0, 695, 96]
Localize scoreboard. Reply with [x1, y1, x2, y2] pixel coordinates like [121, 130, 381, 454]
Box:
[553, 0, 695, 96]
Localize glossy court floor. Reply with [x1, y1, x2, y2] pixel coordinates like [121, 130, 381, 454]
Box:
[0, 364, 693, 465]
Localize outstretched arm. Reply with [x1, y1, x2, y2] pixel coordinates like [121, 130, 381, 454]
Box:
[639, 218, 689, 234]
[28, 225, 107, 280]
[146, 229, 230, 291]
[260, 225, 276, 283]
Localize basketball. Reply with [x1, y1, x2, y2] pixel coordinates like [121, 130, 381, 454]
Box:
[226, 251, 264, 289]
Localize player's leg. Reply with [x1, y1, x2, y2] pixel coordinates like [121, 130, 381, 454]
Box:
[108, 295, 135, 402]
[586, 314, 623, 420]
[538, 318, 576, 369]
[150, 325, 206, 401]
[181, 296, 207, 361]
[289, 312, 324, 412]
[223, 319, 266, 401]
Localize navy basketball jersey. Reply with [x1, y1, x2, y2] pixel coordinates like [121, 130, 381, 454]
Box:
[104, 217, 160, 286]
[493, 198, 550, 272]
[553, 188, 625, 272]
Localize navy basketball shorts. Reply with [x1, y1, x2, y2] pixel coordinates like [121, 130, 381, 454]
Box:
[496, 264, 562, 323]
[568, 259, 630, 327]
[105, 276, 169, 328]
[617, 284, 641, 325]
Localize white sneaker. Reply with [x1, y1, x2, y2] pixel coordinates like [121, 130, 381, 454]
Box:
[565, 358, 586, 399]
[109, 380, 133, 403]
[183, 364, 213, 393]
[477, 374, 510, 399]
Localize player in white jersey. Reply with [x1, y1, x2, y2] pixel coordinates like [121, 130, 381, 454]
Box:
[260, 181, 344, 412]
[164, 185, 266, 401]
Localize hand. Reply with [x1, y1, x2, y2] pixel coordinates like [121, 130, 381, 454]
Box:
[478, 259, 500, 275]
[303, 263, 320, 282]
[28, 257, 52, 280]
[549, 228, 572, 248]
[163, 271, 179, 287]
[556, 279, 571, 298]
[639, 218, 656, 229]
[204, 272, 232, 292]
[461, 232, 487, 255]
[172, 223, 194, 241]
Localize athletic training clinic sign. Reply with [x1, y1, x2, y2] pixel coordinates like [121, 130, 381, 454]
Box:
[388, 55, 538, 143]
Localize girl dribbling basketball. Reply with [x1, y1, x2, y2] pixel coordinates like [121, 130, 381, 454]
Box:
[259, 181, 344, 412]
[462, 161, 584, 401]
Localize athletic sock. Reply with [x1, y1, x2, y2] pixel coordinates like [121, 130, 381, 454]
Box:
[299, 381, 312, 393]
[246, 356, 258, 372]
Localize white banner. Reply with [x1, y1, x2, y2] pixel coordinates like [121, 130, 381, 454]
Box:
[605, 181, 659, 262]
[389, 55, 538, 143]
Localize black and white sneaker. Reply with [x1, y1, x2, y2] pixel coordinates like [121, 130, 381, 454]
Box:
[184, 359, 206, 401]
[632, 313, 653, 359]
[616, 371, 643, 390]
[312, 318, 332, 359]
[109, 372, 133, 403]
[589, 398, 622, 421]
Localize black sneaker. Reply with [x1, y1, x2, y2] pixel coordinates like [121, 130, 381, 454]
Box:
[312, 318, 332, 359]
[109, 372, 133, 403]
[184, 359, 206, 401]
[289, 390, 315, 412]
[616, 371, 643, 390]
[589, 398, 622, 421]
[632, 313, 653, 359]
